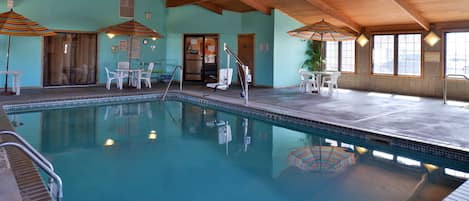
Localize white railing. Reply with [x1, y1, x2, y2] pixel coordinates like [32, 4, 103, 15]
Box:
[0, 130, 62, 201]
[161, 65, 183, 101]
[224, 43, 249, 105]
[443, 74, 469, 104]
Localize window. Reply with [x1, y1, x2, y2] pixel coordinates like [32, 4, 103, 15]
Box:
[372, 34, 422, 76]
[446, 32, 469, 75]
[325, 40, 355, 72]
[325, 42, 339, 71]
[120, 0, 134, 18]
[341, 40, 355, 72]
[372, 35, 394, 74]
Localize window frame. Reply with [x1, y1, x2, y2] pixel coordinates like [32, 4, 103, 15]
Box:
[324, 40, 357, 73]
[370, 31, 424, 78]
[442, 29, 469, 80]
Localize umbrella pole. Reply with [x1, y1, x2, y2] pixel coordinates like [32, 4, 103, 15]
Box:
[4, 35, 11, 94]
[128, 35, 133, 69]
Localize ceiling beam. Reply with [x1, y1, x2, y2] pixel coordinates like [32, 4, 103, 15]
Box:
[391, 0, 430, 31]
[239, 0, 272, 15]
[196, 1, 223, 15]
[305, 0, 362, 33]
[166, 0, 206, 8]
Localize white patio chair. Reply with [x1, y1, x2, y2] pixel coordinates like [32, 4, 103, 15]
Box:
[322, 72, 341, 93]
[118, 61, 130, 77]
[299, 70, 317, 93]
[206, 68, 233, 90]
[139, 62, 154, 88]
[105, 67, 124, 90]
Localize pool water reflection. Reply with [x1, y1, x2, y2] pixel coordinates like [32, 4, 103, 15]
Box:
[8, 101, 468, 201]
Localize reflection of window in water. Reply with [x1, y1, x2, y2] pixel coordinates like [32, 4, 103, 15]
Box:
[104, 103, 152, 120]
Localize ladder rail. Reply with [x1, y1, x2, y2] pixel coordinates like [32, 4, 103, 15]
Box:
[224, 43, 249, 105]
[161, 65, 182, 101]
[0, 130, 53, 171]
[0, 141, 62, 201]
[443, 74, 469, 104]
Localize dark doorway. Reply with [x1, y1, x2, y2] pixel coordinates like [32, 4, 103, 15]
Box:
[183, 34, 219, 83]
[43, 32, 97, 87]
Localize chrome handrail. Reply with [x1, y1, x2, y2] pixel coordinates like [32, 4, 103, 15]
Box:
[161, 65, 182, 101]
[0, 130, 53, 171]
[224, 43, 249, 105]
[443, 74, 469, 104]
[0, 142, 62, 201]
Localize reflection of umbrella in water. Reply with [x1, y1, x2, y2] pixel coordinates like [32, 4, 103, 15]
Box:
[288, 19, 356, 70]
[288, 146, 356, 173]
[0, 9, 55, 94]
[97, 20, 163, 68]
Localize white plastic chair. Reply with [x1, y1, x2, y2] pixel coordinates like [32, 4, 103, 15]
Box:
[118, 61, 130, 77]
[105, 67, 124, 90]
[322, 72, 341, 93]
[299, 69, 317, 93]
[139, 62, 154, 88]
[206, 68, 233, 90]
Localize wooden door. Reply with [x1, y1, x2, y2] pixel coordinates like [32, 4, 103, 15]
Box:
[237, 34, 255, 85]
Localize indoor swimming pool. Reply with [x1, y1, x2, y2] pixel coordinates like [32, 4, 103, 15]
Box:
[7, 100, 469, 201]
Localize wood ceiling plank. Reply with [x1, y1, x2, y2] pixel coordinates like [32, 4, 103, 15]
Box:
[196, 1, 223, 15]
[239, 0, 272, 15]
[391, 0, 430, 31]
[304, 0, 362, 33]
[166, 0, 206, 7]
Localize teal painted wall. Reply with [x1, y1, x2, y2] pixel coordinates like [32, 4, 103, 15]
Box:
[166, 6, 274, 85]
[0, 0, 167, 86]
[272, 10, 306, 88]
[241, 12, 274, 87]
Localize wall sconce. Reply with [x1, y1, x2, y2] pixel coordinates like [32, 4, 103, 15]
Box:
[424, 31, 441, 47]
[356, 33, 369, 47]
[145, 11, 152, 20]
[104, 138, 115, 147]
[111, 45, 118, 54]
[106, 33, 115, 39]
[148, 130, 157, 140]
[152, 37, 157, 41]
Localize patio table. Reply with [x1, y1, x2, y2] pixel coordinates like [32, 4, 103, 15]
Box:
[117, 69, 142, 89]
[0, 71, 21, 95]
[308, 71, 333, 94]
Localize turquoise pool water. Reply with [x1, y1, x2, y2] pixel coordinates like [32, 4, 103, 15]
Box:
[8, 101, 468, 201]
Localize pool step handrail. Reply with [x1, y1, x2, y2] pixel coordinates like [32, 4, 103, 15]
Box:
[161, 65, 182, 101]
[0, 130, 53, 171]
[0, 141, 63, 201]
[443, 74, 469, 104]
[224, 43, 249, 105]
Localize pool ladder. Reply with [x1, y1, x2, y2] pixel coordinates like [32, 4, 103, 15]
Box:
[0, 130, 63, 201]
[443, 74, 469, 104]
[161, 65, 183, 101]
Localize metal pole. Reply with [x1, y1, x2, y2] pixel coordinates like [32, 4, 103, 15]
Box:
[4, 35, 11, 93]
[0, 142, 62, 201]
[179, 66, 183, 91]
[244, 65, 249, 105]
[443, 75, 447, 104]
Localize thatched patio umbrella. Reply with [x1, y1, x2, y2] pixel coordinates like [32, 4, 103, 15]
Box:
[97, 20, 163, 68]
[288, 19, 356, 70]
[0, 9, 55, 94]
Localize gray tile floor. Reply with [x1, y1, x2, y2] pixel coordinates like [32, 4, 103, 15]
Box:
[1, 84, 469, 152]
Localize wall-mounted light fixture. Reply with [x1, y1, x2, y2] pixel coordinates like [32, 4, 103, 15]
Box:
[107, 33, 115, 39]
[111, 45, 118, 54]
[356, 33, 369, 47]
[424, 31, 441, 47]
[145, 11, 152, 20]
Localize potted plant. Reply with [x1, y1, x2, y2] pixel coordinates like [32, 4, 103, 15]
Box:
[302, 41, 323, 72]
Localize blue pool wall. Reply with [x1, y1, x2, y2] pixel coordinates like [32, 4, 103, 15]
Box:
[0, 1, 305, 88]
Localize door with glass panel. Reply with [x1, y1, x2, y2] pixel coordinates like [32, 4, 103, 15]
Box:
[183, 34, 219, 82]
[43, 32, 97, 86]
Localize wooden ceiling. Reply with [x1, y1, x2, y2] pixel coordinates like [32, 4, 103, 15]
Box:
[166, 0, 469, 33]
